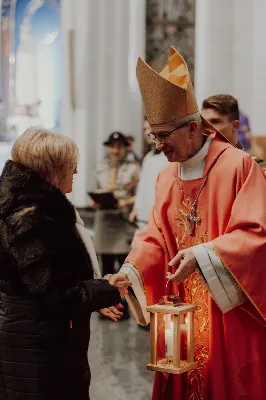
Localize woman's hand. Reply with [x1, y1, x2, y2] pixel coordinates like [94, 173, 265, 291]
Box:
[104, 273, 131, 298]
[91, 200, 100, 209]
[98, 304, 124, 322]
[108, 273, 128, 285]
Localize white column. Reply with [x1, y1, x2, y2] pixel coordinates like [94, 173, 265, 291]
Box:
[231, 0, 254, 120]
[249, 0, 266, 135]
[60, 0, 75, 141]
[194, 0, 234, 107]
[0, 0, 2, 97]
[195, 0, 266, 135]
[128, 0, 146, 156]
[60, 0, 146, 207]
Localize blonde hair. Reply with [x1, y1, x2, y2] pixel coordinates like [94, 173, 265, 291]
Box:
[12, 127, 79, 185]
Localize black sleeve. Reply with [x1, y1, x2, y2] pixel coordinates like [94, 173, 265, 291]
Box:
[84, 279, 121, 312]
[16, 257, 121, 318]
[5, 208, 121, 319]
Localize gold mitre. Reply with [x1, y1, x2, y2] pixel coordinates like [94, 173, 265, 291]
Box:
[136, 47, 199, 126]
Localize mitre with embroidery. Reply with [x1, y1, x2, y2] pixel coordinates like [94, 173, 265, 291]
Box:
[136, 47, 199, 126]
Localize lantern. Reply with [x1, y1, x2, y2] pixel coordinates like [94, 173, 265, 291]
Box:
[146, 299, 197, 374]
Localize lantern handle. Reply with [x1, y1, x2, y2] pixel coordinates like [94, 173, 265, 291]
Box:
[158, 278, 181, 306]
[165, 266, 180, 297]
[165, 276, 180, 300]
[165, 278, 170, 294]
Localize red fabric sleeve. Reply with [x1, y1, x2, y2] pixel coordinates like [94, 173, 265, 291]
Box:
[212, 156, 266, 323]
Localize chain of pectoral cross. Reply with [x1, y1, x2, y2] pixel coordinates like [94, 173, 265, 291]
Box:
[175, 149, 227, 236]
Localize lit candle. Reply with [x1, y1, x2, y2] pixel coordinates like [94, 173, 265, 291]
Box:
[165, 326, 173, 359]
[165, 316, 188, 362]
[164, 314, 173, 361]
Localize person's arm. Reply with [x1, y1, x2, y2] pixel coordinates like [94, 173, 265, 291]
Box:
[117, 196, 136, 208]
[169, 156, 266, 322]
[92, 166, 101, 191]
[123, 163, 140, 196]
[6, 208, 122, 319]
[118, 181, 170, 325]
[209, 158, 266, 321]
[192, 242, 246, 313]
[16, 257, 121, 319]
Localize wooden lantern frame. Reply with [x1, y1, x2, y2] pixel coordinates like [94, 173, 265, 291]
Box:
[146, 303, 198, 374]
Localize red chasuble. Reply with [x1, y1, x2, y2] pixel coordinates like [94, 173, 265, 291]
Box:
[125, 133, 266, 400]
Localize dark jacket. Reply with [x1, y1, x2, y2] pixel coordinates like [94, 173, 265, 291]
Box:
[0, 161, 121, 400]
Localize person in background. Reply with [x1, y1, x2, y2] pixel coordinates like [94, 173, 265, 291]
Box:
[202, 94, 266, 167]
[202, 94, 240, 146]
[92, 131, 140, 319]
[238, 111, 251, 152]
[0, 128, 130, 400]
[129, 119, 169, 234]
[126, 135, 141, 163]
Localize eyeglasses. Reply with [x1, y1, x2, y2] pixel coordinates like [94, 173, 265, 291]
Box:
[147, 122, 188, 144]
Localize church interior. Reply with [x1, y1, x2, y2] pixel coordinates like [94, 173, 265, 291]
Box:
[0, 1, 265, 399]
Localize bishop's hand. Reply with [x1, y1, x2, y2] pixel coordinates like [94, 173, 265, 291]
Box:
[167, 248, 198, 283]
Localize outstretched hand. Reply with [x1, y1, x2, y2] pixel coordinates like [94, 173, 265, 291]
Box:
[98, 304, 124, 322]
[167, 248, 198, 283]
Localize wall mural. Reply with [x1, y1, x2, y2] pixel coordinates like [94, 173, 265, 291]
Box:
[146, 0, 195, 79]
[0, 0, 61, 142]
[142, 0, 195, 155]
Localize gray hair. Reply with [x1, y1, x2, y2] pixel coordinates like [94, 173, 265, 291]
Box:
[171, 112, 202, 128]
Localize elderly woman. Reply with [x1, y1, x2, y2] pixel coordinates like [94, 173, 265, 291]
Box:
[0, 128, 129, 400]
[91, 132, 140, 318]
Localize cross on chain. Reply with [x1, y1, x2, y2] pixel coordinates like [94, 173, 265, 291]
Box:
[176, 149, 227, 236]
[183, 204, 201, 235]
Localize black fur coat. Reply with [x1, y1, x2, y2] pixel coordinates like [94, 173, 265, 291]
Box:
[0, 160, 120, 400]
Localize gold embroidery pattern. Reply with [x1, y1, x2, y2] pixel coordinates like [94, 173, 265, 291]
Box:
[174, 196, 208, 248]
[185, 272, 209, 400]
[173, 196, 209, 400]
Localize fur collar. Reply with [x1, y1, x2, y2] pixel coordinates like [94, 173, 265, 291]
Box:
[0, 160, 75, 223]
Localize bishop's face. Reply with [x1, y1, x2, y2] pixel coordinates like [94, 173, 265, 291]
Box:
[149, 121, 201, 162]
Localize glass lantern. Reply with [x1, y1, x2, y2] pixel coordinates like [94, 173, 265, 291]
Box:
[146, 299, 197, 374]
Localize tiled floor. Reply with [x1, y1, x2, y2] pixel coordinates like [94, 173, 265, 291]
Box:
[88, 312, 154, 400]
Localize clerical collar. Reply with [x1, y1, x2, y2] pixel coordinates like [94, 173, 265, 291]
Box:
[180, 137, 211, 169]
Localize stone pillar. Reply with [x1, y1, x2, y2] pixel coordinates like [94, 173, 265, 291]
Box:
[60, 0, 146, 207]
[194, 0, 234, 105]
[195, 0, 266, 135]
[244, 0, 266, 135]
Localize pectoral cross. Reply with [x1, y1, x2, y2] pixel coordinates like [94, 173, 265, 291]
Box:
[184, 205, 201, 236]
